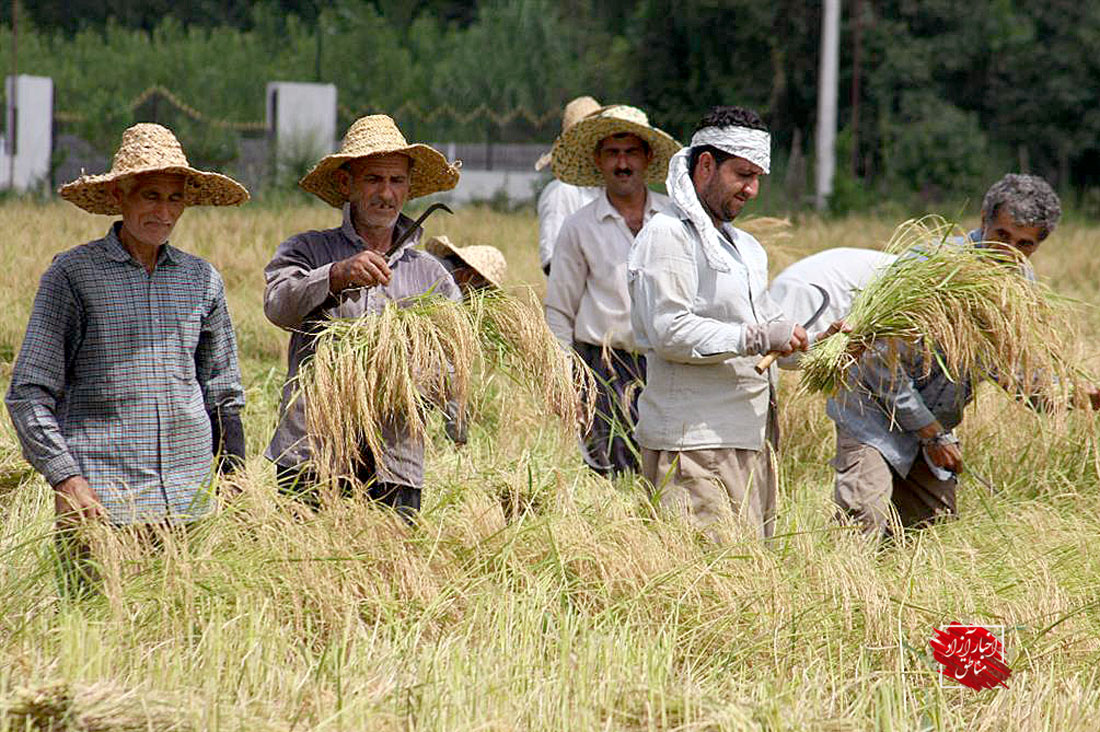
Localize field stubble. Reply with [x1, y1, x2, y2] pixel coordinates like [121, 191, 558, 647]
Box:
[0, 201, 1098, 730]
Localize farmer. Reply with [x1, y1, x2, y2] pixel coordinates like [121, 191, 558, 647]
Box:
[769, 248, 897, 339]
[6, 122, 249, 531]
[544, 104, 680, 477]
[827, 173, 1099, 537]
[425, 234, 508, 444]
[536, 96, 603, 275]
[628, 105, 820, 539]
[264, 115, 461, 517]
[425, 235, 507, 297]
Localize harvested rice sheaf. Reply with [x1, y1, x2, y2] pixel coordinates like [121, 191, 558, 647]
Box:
[799, 216, 1088, 403]
[299, 288, 594, 481]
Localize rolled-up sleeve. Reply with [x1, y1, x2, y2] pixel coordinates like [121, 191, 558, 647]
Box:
[5, 265, 83, 486]
[629, 223, 750, 364]
[856, 340, 937, 432]
[196, 269, 245, 414]
[263, 236, 335, 330]
[544, 217, 587, 349]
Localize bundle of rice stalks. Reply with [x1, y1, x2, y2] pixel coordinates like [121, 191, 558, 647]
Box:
[799, 215, 1086, 402]
[465, 287, 596, 428]
[299, 289, 594, 481]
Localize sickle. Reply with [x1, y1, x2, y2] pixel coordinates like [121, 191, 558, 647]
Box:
[386, 202, 454, 258]
[754, 283, 831, 374]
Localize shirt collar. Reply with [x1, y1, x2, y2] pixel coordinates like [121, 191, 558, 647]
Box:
[104, 222, 180, 266]
[595, 189, 660, 223]
[340, 203, 419, 264]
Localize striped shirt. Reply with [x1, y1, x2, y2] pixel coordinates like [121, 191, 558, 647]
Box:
[263, 204, 460, 487]
[5, 224, 245, 525]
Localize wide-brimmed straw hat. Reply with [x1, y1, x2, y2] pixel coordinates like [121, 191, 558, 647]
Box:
[300, 115, 460, 207]
[59, 123, 249, 214]
[425, 235, 507, 289]
[550, 104, 681, 187]
[534, 95, 602, 172]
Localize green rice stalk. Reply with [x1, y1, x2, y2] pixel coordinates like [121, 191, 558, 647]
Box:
[298, 290, 594, 482]
[799, 215, 1087, 406]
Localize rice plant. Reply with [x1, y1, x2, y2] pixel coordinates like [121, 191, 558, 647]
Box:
[299, 288, 594, 481]
[799, 215, 1089, 406]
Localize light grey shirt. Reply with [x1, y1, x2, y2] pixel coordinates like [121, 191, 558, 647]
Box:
[544, 190, 673, 351]
[263, 204, 461, 487]
[537, 179, 601, 270]
[628, 209, 787, 452]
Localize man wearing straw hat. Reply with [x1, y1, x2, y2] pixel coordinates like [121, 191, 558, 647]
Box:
[264, 115, 461, 516]
[536, 96, 603, 275]
[425, 234, 508, 444]
[544, 104, 680, 477]
[425, 235, 507, 296]
[6, 122, 249, 531]
[628, 106, 814, 540]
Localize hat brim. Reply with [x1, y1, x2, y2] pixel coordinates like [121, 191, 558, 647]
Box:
[550, 117, 681, 187]
[425, 237, 504, 290]
[59, 166, 249, 215]
[299, 145, 460, 207]
[534, 150, 553, 171]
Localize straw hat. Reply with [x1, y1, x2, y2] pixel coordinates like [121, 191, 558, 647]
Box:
[550, 104, 681, 187]
[425, 235, 507, 290]
[535, 95, 602, 172]
[300, 115, 460, 207]
[59, 123, 249, 214]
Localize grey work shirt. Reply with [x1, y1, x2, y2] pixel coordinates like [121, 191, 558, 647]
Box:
[263, 204, 460, 487]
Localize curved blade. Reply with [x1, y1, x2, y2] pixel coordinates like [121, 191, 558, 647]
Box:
[387, 202, 454, 257]
[803, 283, 831, 329]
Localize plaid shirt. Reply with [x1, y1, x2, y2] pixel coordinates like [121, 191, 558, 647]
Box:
[5, 224, 245, 525]
[263, 205, 460, 487]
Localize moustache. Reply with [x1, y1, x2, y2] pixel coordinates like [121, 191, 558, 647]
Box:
[614, 168, 634, 176]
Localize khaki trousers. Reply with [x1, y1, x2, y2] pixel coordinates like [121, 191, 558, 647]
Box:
[642, 407, 779, 541]
[832, 428, 956, 536]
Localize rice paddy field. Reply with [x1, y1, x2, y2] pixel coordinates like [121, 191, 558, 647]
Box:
[0, 199, 1099, 731]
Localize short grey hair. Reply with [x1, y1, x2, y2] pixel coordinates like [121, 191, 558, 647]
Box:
[981, 173, 1062, 241]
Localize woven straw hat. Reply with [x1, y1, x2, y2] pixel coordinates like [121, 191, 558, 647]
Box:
[550, 104, 681, 187]
[535, 95, 602, 172]
[300, 115, 460, 207]
[425, 235, 507, 290]
[59, 123, 249, 214]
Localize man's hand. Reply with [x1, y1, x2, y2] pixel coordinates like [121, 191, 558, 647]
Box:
[817, 319, 852, 341]
[329, 250, 392, 293]
[785, 324, 811, 355]
[54, 475, 104, 526]
[917, 422, 964, 474]
[1085, 383, 1100, 411]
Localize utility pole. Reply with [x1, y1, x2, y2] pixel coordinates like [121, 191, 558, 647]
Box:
[814, 0, 840, 211]
[8, 0, 17, 188]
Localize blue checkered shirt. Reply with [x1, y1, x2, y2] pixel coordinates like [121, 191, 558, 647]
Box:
[5, 224, 245, 525]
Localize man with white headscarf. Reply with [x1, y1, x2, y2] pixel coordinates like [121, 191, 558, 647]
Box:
[629, 106, 834, 539]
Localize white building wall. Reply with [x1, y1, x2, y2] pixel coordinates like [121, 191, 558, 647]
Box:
[1, 75, 54, 191]
[265, 81, 337, 166]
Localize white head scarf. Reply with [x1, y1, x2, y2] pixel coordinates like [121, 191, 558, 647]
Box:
[666, 125, 771, 272]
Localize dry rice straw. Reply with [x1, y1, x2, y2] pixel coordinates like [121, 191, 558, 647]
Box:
[297, 288, 595, 481]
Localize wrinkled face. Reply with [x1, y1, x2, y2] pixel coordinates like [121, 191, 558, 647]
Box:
[981, 206, 1045, 260]
[340, 153, 411, 230]
[113, 173, 187, 248]
[697, 154, 764, 223]
[593, 133, 652, 198]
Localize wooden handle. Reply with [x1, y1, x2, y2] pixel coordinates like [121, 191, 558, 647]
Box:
[754, 351, 780, 374]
